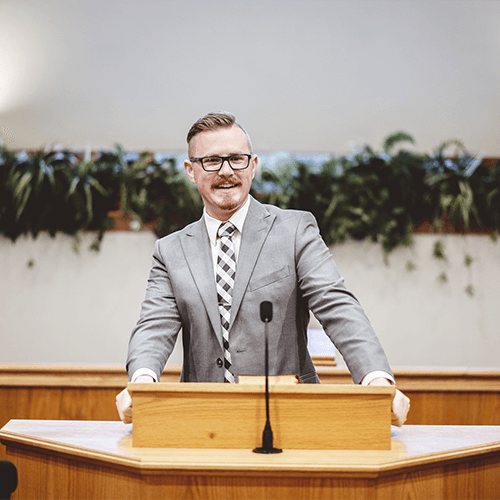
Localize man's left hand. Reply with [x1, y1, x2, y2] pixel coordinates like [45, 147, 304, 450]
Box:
[368, 377, 410, 427]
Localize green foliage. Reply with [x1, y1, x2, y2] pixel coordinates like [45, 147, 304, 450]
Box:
[116, 147, 202, 237]
[383, 131, 416, 153]
[406, 261, 416, 272]
[438, 272, 448, 283]
[423, 140, 483, 231]
[433, 241, 446, 260]
[1, 133, 499, 253]
[0, 148, 115, 241]
[253, 135, 500, 253]
[253, 144, 419, 253]
[0, 145, 202, 245]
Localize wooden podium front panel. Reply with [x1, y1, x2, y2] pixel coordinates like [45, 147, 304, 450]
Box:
[128, 383, 394, 450]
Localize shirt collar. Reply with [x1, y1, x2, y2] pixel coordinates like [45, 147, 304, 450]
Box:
[204, 196, 251, 246]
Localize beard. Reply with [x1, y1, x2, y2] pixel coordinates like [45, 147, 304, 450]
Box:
[204, 181, 246, 219]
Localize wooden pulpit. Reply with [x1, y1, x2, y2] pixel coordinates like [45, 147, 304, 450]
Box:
[127, 382, 395, 450]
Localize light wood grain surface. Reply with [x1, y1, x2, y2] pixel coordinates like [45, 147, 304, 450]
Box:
[1, 420, 500, 473]
[1, 420, 500, 499]
[128, 383, 394, 450]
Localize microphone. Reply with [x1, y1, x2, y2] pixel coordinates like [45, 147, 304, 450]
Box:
[260, 301, 273, 322]
[253, 301, 282, 454]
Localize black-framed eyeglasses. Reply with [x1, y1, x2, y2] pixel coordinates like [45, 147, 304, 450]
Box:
[189, 154, 252, 172]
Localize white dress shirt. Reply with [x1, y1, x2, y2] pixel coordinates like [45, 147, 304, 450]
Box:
[203, 195, 250, 273]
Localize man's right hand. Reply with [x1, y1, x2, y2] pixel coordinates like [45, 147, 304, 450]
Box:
[115, 374, 154, 424]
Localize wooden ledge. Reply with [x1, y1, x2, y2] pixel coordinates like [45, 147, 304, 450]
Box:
[1, 364, 499, 392]
[316, 367, 500, 391]
[0, 364, 178, 387]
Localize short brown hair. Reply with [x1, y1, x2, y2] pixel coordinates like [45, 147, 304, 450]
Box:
[187, 111, 253, 153]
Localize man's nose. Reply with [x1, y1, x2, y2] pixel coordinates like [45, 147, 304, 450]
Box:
[218, 158, 234, 176]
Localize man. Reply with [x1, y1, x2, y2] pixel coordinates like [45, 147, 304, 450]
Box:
[116, 111, 410, 425]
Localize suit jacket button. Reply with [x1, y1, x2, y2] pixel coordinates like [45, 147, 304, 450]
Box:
[216, 358, 223, 368]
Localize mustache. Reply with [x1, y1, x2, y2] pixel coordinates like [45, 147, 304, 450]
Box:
[212, 179, 240, 188]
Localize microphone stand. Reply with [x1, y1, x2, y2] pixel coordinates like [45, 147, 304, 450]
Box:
[253, 304, 282, 454]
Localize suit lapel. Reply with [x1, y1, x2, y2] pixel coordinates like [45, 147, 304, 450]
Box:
[180, 217, 223, 347]
[230, 198, 275, 329]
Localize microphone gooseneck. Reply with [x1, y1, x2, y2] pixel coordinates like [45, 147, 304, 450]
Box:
[253, 301, 282, 454]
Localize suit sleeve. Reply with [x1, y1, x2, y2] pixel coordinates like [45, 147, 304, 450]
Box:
[294, 211, 393, 384]
[126, 239, 182, 381]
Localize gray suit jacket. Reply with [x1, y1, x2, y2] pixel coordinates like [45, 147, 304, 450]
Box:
[126, 197, 392, 384]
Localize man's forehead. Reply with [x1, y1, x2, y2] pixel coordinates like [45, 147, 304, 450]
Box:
[189, 126, 250, 155]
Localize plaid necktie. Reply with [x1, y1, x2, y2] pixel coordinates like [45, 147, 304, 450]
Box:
[216, 221, 237, 383]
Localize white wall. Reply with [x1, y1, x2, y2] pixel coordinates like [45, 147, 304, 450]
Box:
[0, 231, 182, 367]
[1, 231, 499, 369]
[319, 234, 500, 369]
[1, 0, 499, 155]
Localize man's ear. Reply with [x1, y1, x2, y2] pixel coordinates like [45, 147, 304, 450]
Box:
[184, 159, 196, 185]
[250, 154, 258, 180]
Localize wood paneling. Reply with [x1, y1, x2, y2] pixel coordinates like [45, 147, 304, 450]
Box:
[316, 367, 500, 426]
[7, 448, 500, 500]
[1, 364, 499, 461]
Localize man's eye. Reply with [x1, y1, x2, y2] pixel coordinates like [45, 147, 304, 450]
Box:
[230, 155, 246, 162]
[205, 157, 221, 165]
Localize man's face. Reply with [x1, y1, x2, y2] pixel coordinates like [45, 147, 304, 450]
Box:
[184, 125, 257, 221]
